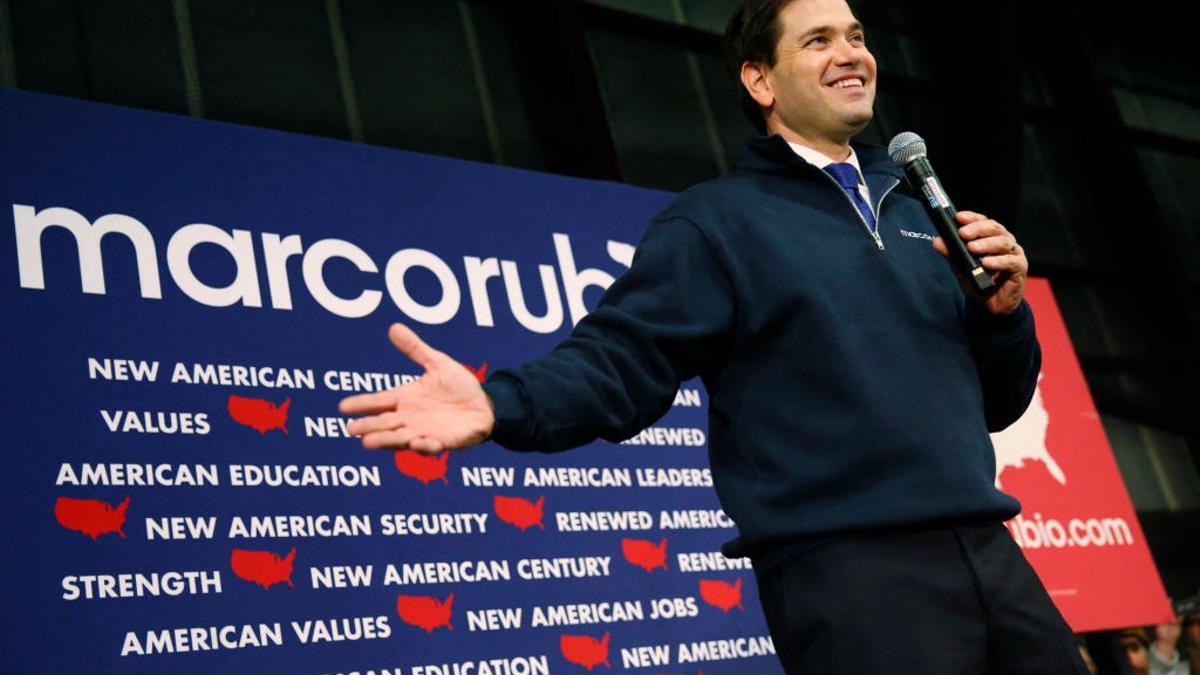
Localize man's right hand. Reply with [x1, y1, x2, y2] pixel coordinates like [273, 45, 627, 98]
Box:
[339, 324, 495, 454]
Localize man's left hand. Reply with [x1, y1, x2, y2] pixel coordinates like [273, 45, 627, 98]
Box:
[932, 210, 1027, 315]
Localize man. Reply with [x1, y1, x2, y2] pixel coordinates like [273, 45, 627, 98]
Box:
[341, 0, 1087, 671]
[1121, 628, 1152, 675]
[1149, 621, 1191, 675]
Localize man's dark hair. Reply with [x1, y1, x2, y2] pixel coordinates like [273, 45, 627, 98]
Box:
[722, 0, 794, 135]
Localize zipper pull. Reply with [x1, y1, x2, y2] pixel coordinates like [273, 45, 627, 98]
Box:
[872, 231, 885, 251]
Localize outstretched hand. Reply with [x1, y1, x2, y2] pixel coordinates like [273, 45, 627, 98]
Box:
[932, 210, 1028, 315]
[339, 324, 494, 454]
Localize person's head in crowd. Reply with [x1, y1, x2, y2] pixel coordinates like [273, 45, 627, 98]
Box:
[1119, 627, 1150, 675]
[1153, 620, 1182, 649]
[1183, 613, 1200, 673]
[1184, 612, 1200, 645]
[724, 0, 876, 153]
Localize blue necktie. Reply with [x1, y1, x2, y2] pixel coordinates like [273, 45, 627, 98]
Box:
[824, 162, 875, 230]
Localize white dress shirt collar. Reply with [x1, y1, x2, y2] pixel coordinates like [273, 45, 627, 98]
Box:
[786, 141, 866, 186]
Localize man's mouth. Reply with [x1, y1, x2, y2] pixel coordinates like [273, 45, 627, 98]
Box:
[828, 77, 865, 89]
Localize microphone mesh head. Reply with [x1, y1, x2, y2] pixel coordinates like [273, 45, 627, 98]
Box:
[887, 132, 927, 165]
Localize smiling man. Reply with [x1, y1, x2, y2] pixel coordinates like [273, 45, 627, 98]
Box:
[341, 0, 1087, 671]
[737, 0, 877, 158]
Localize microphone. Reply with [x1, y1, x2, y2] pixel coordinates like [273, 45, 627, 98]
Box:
[887, 132, 996, 300]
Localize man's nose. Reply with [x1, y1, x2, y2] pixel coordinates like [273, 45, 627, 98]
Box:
[832, 38, 861, 66]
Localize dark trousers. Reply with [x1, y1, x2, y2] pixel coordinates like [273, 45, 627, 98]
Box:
[754, 522, 1091, 674]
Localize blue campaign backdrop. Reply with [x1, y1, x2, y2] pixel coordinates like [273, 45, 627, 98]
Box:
[0, 89, 778, 674]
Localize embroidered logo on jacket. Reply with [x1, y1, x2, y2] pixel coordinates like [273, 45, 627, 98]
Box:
[899, 229, 935, 241]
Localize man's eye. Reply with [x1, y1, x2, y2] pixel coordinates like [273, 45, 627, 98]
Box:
[850, 33, 866, 44]
[806, 36, 828, 46]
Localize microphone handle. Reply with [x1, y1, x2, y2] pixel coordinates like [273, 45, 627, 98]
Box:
[902, 157, 996, 300]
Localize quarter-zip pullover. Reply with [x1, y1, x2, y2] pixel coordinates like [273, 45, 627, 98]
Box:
[484, 134, 1039, 567]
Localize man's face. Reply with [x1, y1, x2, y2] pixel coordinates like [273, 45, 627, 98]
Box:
[764, 0, 876, 142]
[1155, 622, 1182, 643]
[1122, 641, 1148, 675]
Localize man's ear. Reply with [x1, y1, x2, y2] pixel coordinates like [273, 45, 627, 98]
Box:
[740, 61, 774, 110]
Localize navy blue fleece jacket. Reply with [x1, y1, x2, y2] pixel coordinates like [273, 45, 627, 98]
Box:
[483, 134, 1039, 565]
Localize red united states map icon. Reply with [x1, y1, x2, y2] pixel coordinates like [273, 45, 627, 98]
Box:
[54, 496, 130, 539]
[230, 547, 296, 589]
[493, 495, 544, 531]
[698, 578, 744, 612]
[227, 395, 290, 435]
[394, 450, 450, 484]
[621, 537, 668, 572]
[561, 632, 611, 670]
[396, 593, 454, 633]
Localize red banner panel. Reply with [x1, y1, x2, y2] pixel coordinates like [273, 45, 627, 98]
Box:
[995, 278, 1174, 631]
